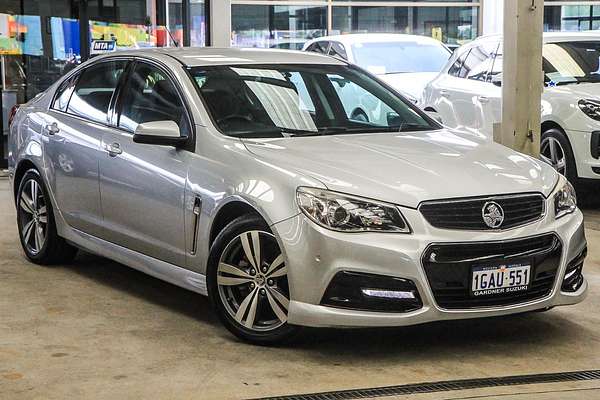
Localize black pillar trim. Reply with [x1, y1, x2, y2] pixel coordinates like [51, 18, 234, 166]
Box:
[205, 0, 211, 46]
[79, 0, 90, 61]
[183, 0, 191, 47]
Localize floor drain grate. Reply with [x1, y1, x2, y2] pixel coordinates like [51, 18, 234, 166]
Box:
[252, 369, 600, 400]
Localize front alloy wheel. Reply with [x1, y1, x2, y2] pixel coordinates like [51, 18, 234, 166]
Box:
[540, 136, 567, 176]
[208, 215, 298, 344]
[540, 128, 578, 185]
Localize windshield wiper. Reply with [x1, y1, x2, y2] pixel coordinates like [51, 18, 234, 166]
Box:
[227, 127, 318, 138]
[397, 122, 433, 132]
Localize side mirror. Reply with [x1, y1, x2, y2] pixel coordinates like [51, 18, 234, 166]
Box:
[491, 73, 502, 87]
[133, 120, 188, 147]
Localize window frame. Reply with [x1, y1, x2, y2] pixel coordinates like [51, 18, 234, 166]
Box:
[112, 57, 196, 149]
[65, 59, 131, 126]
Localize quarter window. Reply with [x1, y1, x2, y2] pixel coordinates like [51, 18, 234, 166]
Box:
[66, 60, 127, 124]
[118, 62, 190, 136]
[52, 76, 76, 112]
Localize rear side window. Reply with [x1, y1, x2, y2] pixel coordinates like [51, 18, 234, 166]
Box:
[67, 60, 127, 124]
[52, 76, 76, 112]
[463, 42, 499, 82]
[117, 62, 190, 136]
[448, 49, 470, 78]
[328, 42, 348, 60]
[307, 41, 329, 54]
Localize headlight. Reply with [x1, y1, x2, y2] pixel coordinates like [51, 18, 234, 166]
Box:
[578, 99, 600, 121]
[554, 179, 577, 219]
[296, 187, 411, 233]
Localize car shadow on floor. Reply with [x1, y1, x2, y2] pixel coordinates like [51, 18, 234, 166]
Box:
[61, 251, 590, 358]
[63, 251, 219, 327]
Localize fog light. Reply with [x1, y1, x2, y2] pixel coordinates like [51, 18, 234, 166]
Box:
[361, 289, 416, 299]
[321, 271, 423, 313]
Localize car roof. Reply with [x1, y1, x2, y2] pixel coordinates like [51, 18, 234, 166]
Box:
[103, 47, 346, 67]
[308, 33, 445, 47]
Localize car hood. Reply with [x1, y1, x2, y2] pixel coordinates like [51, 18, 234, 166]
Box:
[242, 129, 558, 208]
[545, 81, 600, 99]
[377, 72, 440, 100]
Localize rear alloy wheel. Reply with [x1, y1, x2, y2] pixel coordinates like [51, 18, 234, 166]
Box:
[540, 128, 578, 184]
[18, 178, 48, 255]
[16, 169, 77, 265]
[208, 215, 299, 344]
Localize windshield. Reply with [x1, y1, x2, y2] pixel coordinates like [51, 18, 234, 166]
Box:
[352, 41, 451, 75]
[190, 64, 437, 138]
[543, 41, 600, 85]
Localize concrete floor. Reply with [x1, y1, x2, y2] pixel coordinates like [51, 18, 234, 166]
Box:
[1, 177, 599, 400]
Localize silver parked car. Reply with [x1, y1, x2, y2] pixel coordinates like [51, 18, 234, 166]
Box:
[8, 48, 587, 344]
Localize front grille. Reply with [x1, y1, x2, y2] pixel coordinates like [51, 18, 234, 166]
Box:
[422, 234, 561, 309]
[419, 193, 545, 231]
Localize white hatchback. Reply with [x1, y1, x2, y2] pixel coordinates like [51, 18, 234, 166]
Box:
[422, 32, 600, 184]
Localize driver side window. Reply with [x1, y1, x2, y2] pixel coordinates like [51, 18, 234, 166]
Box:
[118, 62, 190, 136]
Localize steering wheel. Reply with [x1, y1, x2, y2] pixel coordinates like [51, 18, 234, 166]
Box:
[217, 114, 253, 125]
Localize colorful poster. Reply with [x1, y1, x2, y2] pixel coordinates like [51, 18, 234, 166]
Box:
[50, 17, 81, 61]
[90, 21, 157, 50]
[0, 13, 43, 56]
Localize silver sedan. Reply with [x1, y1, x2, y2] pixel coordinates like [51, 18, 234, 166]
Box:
[8, 48, 587, 344]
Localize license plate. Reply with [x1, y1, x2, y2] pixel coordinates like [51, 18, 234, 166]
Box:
[471, 263, 531, 297]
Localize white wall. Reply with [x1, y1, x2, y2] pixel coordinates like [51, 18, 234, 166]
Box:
[210, 0, 231, 47]
[483, 0, 504, 35]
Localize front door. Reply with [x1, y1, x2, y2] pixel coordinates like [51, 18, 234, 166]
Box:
[98, 61, 192, 266]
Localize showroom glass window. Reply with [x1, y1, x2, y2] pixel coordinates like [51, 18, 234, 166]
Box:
[330, 5, 478, 46]
[231, 4, 327, 48]
[67, 60, 127, 124]
[544, 4, 600, 31]
[118, 62, 190, 136]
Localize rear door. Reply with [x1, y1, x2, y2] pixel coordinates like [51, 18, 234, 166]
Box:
[42, 59, 128, 236]
[97, 60, 191, 266]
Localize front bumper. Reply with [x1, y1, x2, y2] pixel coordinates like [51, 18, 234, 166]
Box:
[272, 207, 587, 328]
[565, 128, 600, 179]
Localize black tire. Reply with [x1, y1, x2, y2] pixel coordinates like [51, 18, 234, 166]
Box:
[16, 169, 77, 265]
[541, 128, 578, 185]
[207, 214, 299, 345]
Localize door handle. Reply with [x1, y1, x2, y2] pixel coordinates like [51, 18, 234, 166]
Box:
[45, 122, 60, 135]
[107, 142, 123, 157]
[478, 96, 490, 104]
[440, 90, 450, 98]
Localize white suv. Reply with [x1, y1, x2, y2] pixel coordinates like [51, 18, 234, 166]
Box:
[422, 32, 600, 184]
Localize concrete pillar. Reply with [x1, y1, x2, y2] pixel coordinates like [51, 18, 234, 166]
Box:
[500, 0, 544, 157]
[210, 0, 231, 47]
